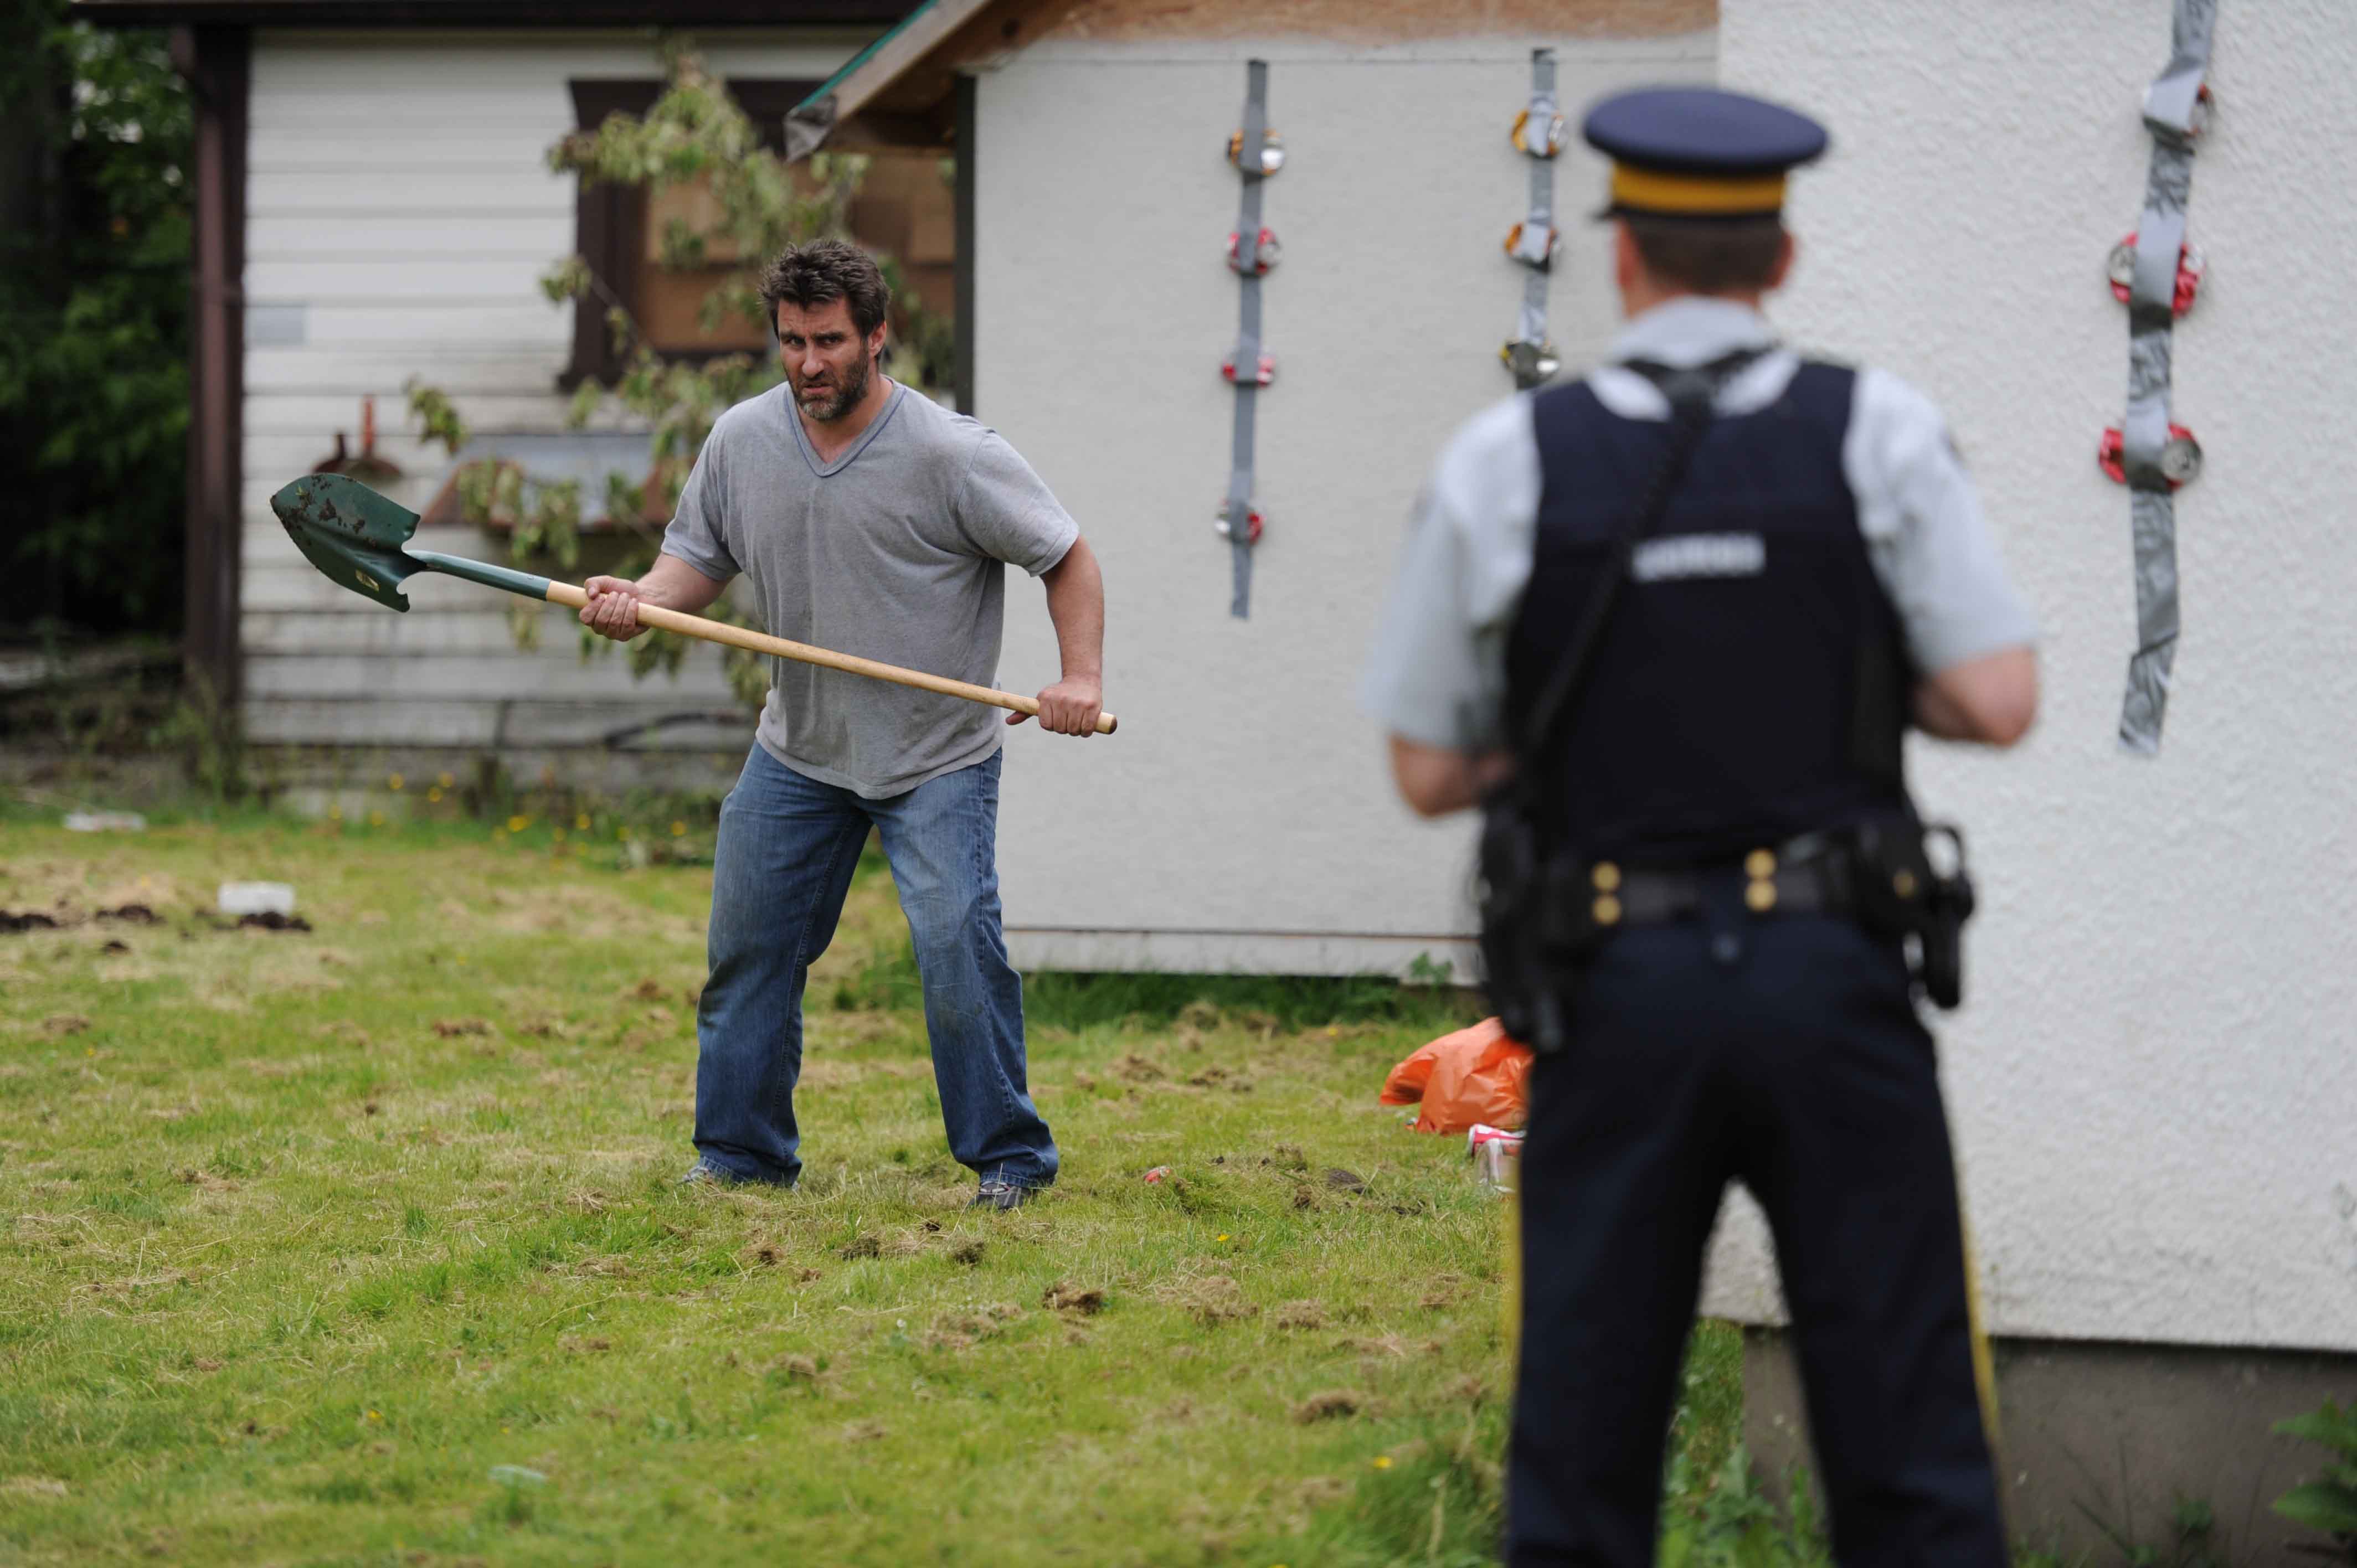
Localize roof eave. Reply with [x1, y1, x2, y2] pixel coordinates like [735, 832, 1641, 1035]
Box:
[786, 0, 1022, 160]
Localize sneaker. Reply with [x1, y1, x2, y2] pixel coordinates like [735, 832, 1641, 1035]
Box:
[967, 1179, 1043, 1212]
[678, 1157, 793, 1190]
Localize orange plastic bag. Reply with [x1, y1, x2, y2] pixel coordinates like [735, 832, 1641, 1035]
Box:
[1378, 1017, 1532, 1134]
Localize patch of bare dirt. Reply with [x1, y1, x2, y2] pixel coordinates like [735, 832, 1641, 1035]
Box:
[485, 886, 651, 942]
[0, 1477, 67, 1500]
[1336, 1333, 1414, 1360]
[1418, 1273, 1466, 1309]
[83, 1270, 189, 1298]
[1042, 1280, 1106, 1315]
[1159, 1273, 1257, 1326]
[882, 1229, 935, 1258]
[1291, 1389, 1377, 1423]
[924, 1303, 1023, 1351]
[572, 1255, 637, 1280]
[1273, 1299, 1327, 1330]
[1297, 1476, 1350, 1507]
[1176, 1000, 1221, 1031]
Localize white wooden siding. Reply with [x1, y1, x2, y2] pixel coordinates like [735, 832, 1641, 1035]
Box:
[239, 29, 874, 753]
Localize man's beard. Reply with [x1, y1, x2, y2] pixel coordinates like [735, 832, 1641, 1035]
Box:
[795, 345, 873, 423]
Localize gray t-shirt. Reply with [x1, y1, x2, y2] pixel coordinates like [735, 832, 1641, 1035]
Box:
[661, 381, 1078, 797]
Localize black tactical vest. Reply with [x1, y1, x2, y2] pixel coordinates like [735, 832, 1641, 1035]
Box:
[1502, 360, 1912, 864]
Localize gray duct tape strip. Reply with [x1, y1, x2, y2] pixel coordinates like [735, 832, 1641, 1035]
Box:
[1507, 49, 1559, 386]
[2118, 0, 2216, 754]
[1223, 59, 1270, 620]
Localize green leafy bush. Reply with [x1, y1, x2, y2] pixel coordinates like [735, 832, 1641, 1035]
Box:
[1659, 1447, 1831, 1568]
[0, 3, 190, 638]
[2275, 1399, 2357, 1561]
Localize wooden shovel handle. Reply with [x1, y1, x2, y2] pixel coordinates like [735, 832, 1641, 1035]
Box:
[543, 582, 1118, 736]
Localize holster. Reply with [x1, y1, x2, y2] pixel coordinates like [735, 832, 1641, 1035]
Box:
[1477, 793, 1566, 1054]
[1824, 818, 1978, 1010]
[1476, 791, 1621, 1056]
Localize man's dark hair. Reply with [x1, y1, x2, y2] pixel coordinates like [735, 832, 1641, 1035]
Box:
[759, 239, 892, 336]
[1624, 216, 1788, 295]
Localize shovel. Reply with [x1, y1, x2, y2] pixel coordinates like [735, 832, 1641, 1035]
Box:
[268, 473, 1118, 734]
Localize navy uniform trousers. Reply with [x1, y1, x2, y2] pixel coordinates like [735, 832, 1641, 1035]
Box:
[1506, 892, 2008, 1566]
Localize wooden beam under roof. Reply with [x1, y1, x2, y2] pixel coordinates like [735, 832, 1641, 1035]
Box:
[789, 0, 1093, 159]
[73, 0, 917, 27]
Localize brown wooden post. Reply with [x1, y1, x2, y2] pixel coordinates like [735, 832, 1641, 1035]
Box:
[173, 24, 248, 711]
[953, 74, 975, 416]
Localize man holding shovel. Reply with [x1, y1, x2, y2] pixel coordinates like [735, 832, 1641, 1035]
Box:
[581, 240, 1103, 1209]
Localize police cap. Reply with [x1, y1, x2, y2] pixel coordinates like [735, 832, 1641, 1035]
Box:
[1582, 86, 1828, 220]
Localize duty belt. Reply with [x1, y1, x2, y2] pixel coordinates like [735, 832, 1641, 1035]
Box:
[1541, 821, 1977, 1011]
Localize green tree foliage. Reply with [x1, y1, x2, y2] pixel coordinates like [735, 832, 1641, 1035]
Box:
[0, 2, 191, 638]
[409, 40, 950, 711]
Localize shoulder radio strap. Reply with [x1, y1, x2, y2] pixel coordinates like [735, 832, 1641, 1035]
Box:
[1507, 347, 1768, 781]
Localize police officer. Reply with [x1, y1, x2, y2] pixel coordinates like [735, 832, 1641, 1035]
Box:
[1362, 87, 2038, 1565]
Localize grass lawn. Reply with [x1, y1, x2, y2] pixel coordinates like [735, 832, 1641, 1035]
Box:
[0, 803, 1742, 1566]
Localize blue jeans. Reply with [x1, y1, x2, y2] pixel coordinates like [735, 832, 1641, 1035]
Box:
[692, 744, 1056, 1190]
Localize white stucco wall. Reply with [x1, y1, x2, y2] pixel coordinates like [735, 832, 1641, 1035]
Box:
[979, 32, 1713, 980]
[978, 5, 2357, 1354]
[1685, 0, 2355, 1352]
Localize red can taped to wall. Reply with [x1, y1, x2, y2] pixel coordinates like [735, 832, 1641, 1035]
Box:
[2098, 425, 2202, 489]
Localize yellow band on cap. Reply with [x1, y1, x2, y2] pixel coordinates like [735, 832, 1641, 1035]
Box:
[1609, 164, 1788, 216]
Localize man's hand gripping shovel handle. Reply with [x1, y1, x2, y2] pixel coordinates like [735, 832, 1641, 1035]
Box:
[544, 580, 1119, 735]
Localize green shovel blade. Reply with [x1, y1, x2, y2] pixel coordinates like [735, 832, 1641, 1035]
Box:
[270, 472, 558, 611]
[269, 472, 429, 612]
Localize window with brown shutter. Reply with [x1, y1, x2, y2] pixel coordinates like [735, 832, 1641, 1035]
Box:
[560, 78, 956, 388]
